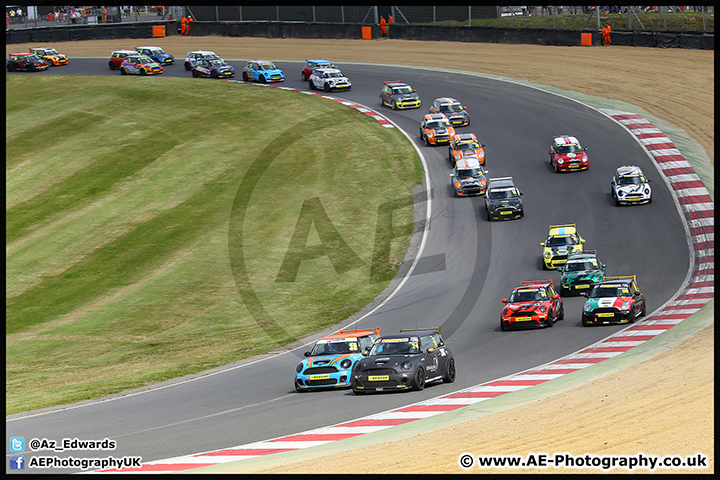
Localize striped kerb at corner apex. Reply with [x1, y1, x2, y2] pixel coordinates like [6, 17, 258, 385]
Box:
[94, 110, 712, 474]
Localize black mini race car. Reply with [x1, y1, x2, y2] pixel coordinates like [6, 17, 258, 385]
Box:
[7, 53, 48, 72]
[351, 327, 455, 394]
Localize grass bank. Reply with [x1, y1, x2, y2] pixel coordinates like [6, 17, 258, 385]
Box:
[5, 75, 422, 414]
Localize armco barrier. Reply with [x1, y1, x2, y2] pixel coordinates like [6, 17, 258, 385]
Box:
[5, 21, 713, 49]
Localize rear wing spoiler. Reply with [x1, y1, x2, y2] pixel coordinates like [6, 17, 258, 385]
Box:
[604, 275, 636, 283]
[549, 223, 576, 229]
[521, 279, 554, 287]
[488, 176, 513, 182]
[398, 327, 441, 336]
[383, 80, 403, 85]
[338, 327, 381, 337]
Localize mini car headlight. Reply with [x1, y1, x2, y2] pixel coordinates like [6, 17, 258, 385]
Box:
[455, 182, 462, 189]
[340, 359, 352, 369]
[621, 300, 631, 310]
[478, 151, 485, 158]
[400, 361, 413, 372]
[644, 188, 651, 195]
[558, 158, 565, 164]
[427, 131, 434, 137]
[544, 251, 552, 259]
[583, 303, 592, 312]
[619, 190, 625, 197]
[296, 363, 304, 373]
[455, 153, 462, 160]
[539, 305, 547, 313]
[480, 179, 486, 186]
[502, 308, 509, 316]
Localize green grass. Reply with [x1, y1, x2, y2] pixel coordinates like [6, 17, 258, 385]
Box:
[5, 75, 423, 414]
[429, 11, 714, 31]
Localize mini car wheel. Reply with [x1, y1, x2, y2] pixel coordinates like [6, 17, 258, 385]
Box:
[582, 317, 593, 327]
[309, 80, 315, 90]
[301, 72, 307, 80]
[411, 367, 425, 391]
[641, 302, 647, 317]
[352, 386, 366, 395]
[192, 69, 199, 77]
[442, 358, 456, 383]
[545, 315, 554, 327]
[294, 382, 306, 393]
[120, 67, 127, 75]
[29, 64, 37, 72]
[391, 100, 397, 110]
[260, 74, 267, 83]
[500, 320, 509, 331]
[108, 61, 116, 70]
[7, 64, 15, 72]
[184, 62, 192, 71]
[140, 68, 147, 76]
[242, 71, 249, 81]
[558, 303, 565, 320]
[211, 70, 219, 79]
[324, 82, 331, 92]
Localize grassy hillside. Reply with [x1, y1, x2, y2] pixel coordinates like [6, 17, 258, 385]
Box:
[5, 75, 422, 414]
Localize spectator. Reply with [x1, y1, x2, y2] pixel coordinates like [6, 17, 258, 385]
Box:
[9, 9, 15, 24]
[16, 7, 22, 23]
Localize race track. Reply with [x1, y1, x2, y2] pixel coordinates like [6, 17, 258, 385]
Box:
[6, 59, 690, 473]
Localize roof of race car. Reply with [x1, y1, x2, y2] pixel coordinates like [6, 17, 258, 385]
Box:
[455, 157, 483, 169]
[9, 52, 37, 57]
[548, 224, 577, 236]
[453, 133, 477, 142]
[112, 50, 138, 54]
[29, 47, 57, 52]
[188, 50, 217, 54]
[487, 177, 516, 188]
[616, 165, 645, 176]
[433, 97, 462, 105]
[312, 67, 343, 74]
[306, 58, 333, 64]
[137, 46, 163, 50]
[553, 135, 581, 145]
[567, 249, 597, 259]
[425, 113, 448, 120]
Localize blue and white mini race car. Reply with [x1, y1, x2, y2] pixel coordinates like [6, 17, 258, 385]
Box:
[294, 327, 380, 392]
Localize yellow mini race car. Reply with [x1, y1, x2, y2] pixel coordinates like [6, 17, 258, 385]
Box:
[29, 47, 68, 66]
[540, 223, 585, 270]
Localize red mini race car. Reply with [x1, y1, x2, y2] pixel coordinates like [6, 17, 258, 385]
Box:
[109, 50, 138, 70]
[549, 135, 589, 172]
[500, 280, 564, 331]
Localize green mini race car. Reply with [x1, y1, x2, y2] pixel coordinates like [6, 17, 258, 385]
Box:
[557, 250, 606, 296]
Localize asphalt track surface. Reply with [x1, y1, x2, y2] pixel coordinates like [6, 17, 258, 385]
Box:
[6, 59, 690, 473]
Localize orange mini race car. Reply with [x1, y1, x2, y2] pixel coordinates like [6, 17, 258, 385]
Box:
[419, 113, 456, 146]
[28, 47, 68, 66]
[448, 133, 486, 166]
[501, 280, 564, 331]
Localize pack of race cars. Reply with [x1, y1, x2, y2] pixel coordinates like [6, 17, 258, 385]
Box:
[11, 47, 653, 393]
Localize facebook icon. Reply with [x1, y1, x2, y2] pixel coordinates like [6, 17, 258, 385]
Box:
[10, 454, 25, 470]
